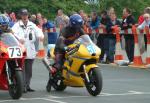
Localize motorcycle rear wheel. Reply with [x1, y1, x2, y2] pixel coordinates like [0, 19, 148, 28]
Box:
[9, 70, 23, 99]
[85, 68, 102, 96]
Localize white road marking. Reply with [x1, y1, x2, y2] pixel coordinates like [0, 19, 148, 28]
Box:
[0, 97, 67, 103]
[0, 100, 17, 103]
[47, 91, 150, 98]
[99, 91, 150, 97]
[128, 91, 143, 94]
[0, 91, 150, 102]
[42, 98, 67, 103]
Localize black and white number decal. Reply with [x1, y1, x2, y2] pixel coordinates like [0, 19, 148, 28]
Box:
[8, 47, 22, 58]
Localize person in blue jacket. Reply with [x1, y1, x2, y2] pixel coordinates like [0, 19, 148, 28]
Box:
[43, 17, 58, 57]
[90, 11, 100, 43]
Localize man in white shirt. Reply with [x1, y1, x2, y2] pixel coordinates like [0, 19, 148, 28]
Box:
[12, 9, 44, 92]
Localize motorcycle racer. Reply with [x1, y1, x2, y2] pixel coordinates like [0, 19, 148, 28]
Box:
[53, 14, 84, 74]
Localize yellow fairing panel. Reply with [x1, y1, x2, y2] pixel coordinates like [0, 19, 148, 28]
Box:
[63, 69, 85, 87]
[62, 64, 98, 87]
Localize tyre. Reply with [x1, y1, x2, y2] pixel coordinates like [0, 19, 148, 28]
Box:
[52, 79, 67, 91]
[9, 70, 23, 99]
[85, 68, 102, 96]
[46, 79, 51, 92]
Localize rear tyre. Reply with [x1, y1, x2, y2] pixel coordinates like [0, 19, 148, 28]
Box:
[85, 68, 102, 96]
[9, 70, 23, 99]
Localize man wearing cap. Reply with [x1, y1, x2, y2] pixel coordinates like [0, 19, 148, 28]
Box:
[12, 8, 44, 92]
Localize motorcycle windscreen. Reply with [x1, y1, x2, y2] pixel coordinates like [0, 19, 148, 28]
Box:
[74, 35, 101, 55]
[0, 33, 20, 47]
[0, 33, 23, 58]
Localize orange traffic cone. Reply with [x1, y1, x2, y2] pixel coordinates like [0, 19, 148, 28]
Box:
[37, 40, 45, 59]
[145, 26, 150, 68]
[114, 26, 128, 66]
[113, 26, 125, 66]
[129, 25, 146, 68]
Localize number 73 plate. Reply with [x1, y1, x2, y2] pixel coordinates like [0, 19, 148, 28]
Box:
[7, 46, 22, 58]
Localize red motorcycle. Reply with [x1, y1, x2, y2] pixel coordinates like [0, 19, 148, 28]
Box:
[0, 33, 26, 99]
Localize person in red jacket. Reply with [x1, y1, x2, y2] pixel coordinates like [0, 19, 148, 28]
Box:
[138, 7, 150, 25]
[138, 7, 150, 50]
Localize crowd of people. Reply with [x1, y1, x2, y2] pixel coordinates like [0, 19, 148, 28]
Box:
[0, 6, 150, 92]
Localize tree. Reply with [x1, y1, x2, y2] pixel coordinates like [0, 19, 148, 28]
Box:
[0, 0, 149, 20]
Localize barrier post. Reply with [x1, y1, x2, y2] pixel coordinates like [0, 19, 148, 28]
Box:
[145, 26, 150, 68]
[129, 25, 146, 68]
[114, 26, 124, 63]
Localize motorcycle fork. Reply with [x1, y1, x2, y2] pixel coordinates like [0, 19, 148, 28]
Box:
[6, 60, 20, 85]
[5, 61, 12, 85]
[83, 65, 90, 83]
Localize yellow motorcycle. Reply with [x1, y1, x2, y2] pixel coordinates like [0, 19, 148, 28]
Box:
[43, 34, 102, 96]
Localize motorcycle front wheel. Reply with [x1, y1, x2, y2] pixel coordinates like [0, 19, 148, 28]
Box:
[85, 68, 102, 96]
[46, 78, 52, 92]
[9, 70, 23, 99]
[52, 78, 67, 91]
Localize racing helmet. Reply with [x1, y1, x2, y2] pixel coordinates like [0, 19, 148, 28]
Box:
[0, 14, 10, 33]
[69, 14, 83, 28]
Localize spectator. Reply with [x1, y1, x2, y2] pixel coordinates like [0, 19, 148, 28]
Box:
[97, 10, 110, 63]
[83, 14, 91, 35]
[30, 14, 37, 23]
[138, 13, 150, 30]
[12, 9, 44, 93]
[90, 11, 100, 43]
[138, 13, 150, 51]
[138, 7, 150, 25]
[55, 9, 69, 31]
[121, 8, 135, 63]
[79, 10, 85, 19]
[9, 12, 17, 22]
[9, 12, 17, 27]
[108, 7, 115, 16]
[100, 10, 110, 25]
[36, 12, 44, 28]
[43, 17, 58, 57]
[106, 12, 121, 63]
[138, 7, 150, 51]
[90, 11, 100, 30]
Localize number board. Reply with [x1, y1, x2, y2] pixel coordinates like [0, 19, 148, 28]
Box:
[7, 47, 22, 58]
[87, 45, 96, 54]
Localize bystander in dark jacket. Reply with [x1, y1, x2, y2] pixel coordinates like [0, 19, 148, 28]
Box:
[105, 13, 121, 63]
[121, 8, 135, 63]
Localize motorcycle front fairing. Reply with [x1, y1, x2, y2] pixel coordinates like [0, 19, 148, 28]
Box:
[0, 33, 26, 90]
[74, 35, 101, 58]
[63, 35, 101, 86]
